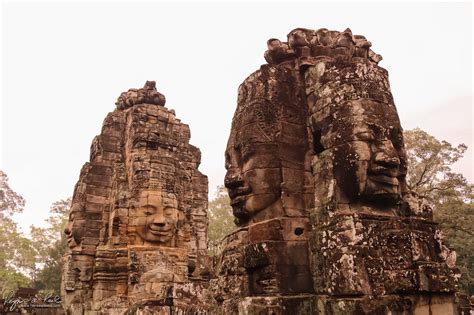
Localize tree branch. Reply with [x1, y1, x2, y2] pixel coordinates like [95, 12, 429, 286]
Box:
[414, 163, 430, 188]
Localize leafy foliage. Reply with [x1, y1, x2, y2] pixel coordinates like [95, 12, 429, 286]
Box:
[0, 170, 25, 217]
[404, 128, 473, 294]
[0, 170, 70, 295]
[434, 200, 474, 294]
[0, 171, 34, 294]
[0, 218, 36, 292]
[404, 128, 470, 203]
[31, 198, 71, 295]
[208, 186, 235, 254]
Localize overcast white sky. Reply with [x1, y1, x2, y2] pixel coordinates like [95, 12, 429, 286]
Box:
[1, 1, 472, 232]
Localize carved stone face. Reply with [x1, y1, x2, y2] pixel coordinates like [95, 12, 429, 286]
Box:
[315, 100, 407, 204]
[64, 203, 85, 249]
[224, 65, 308, 225]
[135, 190, 178, 244]
[224, 101, 283, 225]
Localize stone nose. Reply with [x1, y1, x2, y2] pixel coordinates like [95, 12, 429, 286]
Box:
[64, 226, 71, 236]
[224, 170, 244, 189]
[151, 213, 166, 226]
[374, 140, 400, 167]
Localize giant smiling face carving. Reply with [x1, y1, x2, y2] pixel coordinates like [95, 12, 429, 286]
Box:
[224, 99, 283, 225]
[314, 100, 408, 204]
[64, 203, 85, 249]
[135, 189, 178, 245]
[224, 65, 309, 225]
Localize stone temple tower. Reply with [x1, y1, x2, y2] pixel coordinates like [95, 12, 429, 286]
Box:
[211, 28, 462, 314]
[62, 81, 212, 314]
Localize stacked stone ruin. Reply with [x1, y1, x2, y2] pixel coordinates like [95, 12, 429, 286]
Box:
[62, 81, 211, 314]
[211, 28, 461, 314]
[62, 29, 467, 314]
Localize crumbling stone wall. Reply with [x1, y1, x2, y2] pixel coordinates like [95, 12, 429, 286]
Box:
[62, 81, 211, 314]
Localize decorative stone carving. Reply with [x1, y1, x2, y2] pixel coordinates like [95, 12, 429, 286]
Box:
[62, 81, 211, 314]
[265, 27, 381, 66]
[61, 29, 468, 314]
[301, 29, 460, 313]
[64, 202, 86, 249]
[224, 65, 312, 226]
[133, 189, 179, 245]
[115, 80, 166, 110]
[212, 60, 315, 312]
[307, 61, 408, 207]
[213, 27, 463, 314]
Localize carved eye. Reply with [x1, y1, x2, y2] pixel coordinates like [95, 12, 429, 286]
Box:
[229, 143, 244, 165]
[390, 128, 404, 149]
[164, 208, 176, 217]
[143, 206, 154, 215]
[367, 123, 384, 136]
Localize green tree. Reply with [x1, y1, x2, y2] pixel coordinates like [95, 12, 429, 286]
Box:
[208, 186, 235, 254]
[0, 171, 25, 217]
[404, 128, 470, 203]
[435, 200, 473, 294]
[404, 128, 473, 294]
[0, 170, 35, 294]
[31, 198, 71, 295]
